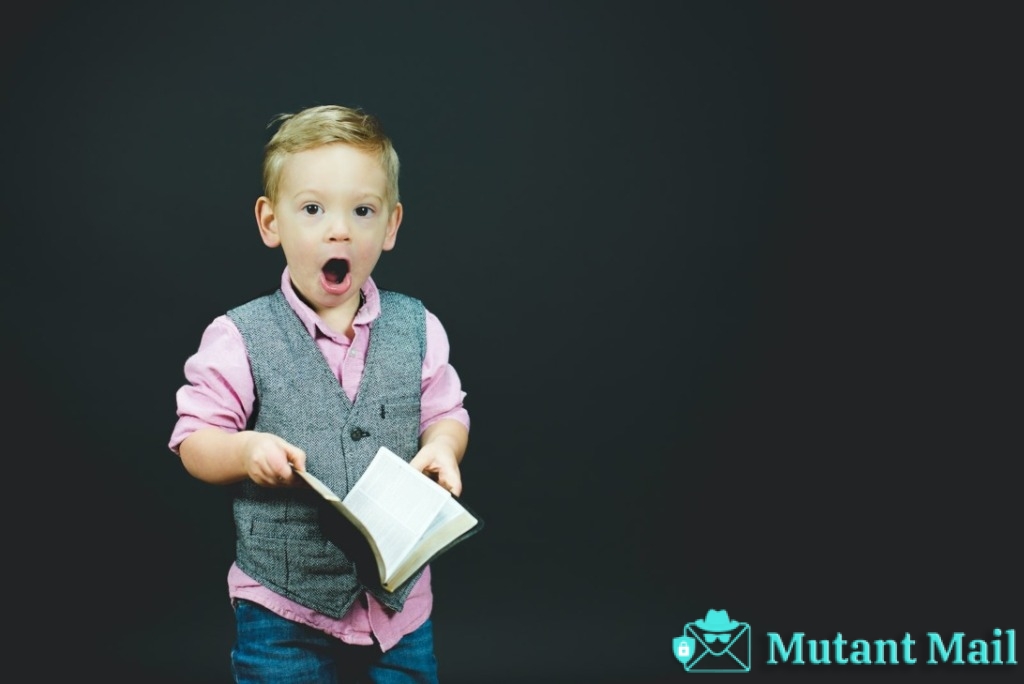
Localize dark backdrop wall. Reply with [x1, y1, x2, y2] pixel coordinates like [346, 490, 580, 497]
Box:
[2, 2, 1018, 682]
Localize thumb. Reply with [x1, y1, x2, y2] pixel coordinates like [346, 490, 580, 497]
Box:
[284, 443, 307, 472]
[437, 467, 463, 497]
[269, 435, 305, 475]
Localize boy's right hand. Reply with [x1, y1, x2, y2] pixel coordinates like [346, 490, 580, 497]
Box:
[241, 431, 307, 487]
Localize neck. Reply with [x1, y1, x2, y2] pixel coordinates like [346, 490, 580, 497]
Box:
[319, 289, 364, 340]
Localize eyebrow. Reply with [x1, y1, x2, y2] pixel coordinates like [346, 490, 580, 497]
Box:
[290, 189, 384, 203]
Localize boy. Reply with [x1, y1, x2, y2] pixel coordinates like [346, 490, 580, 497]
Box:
[169, 104, 470, 683]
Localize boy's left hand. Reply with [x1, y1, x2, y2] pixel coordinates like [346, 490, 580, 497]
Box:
[409, 442, 462, 497]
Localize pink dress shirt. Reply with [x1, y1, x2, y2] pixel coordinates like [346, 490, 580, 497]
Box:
[169, 268, 470, 651]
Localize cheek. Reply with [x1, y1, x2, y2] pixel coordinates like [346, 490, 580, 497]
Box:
[353, 239, 386, 265]
[279, 235, 318, 266]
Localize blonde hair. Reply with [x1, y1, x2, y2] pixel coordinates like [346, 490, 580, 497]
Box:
[262, 104, 400, 208]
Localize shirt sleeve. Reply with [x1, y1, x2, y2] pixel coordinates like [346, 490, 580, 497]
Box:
[168, 315, 256, 454]
[420, 310, 470, 434]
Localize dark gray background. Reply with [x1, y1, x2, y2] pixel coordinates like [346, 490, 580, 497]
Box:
[2, 1, 1019, 681]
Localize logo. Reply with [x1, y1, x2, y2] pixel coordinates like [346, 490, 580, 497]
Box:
[673, 608, 751, 673]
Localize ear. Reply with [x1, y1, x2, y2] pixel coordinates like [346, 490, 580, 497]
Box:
[255, 196, 281, 248]
[382, 201, 403, 251]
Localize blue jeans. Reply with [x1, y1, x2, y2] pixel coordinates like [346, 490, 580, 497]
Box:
[231, 599, 439, 684]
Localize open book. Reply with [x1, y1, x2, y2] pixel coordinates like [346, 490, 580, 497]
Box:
[294, 446, 482, 592]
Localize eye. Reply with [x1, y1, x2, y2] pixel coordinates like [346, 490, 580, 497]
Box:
[302, 204, 322, 216]
[354, 206, 374, 217]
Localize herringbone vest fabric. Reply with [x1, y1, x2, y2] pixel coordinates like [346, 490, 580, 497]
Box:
[227, 288, 425, 617]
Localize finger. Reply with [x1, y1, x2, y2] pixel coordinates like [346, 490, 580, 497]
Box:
[276, 461, 301, 485]
[285, 445, 307, 472]
[439, 469, 463, 497]
[257, 471, 282, 488]
[269, 439, 304, 482]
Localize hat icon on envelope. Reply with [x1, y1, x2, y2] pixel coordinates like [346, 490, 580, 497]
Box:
[673, 608, 750, 673]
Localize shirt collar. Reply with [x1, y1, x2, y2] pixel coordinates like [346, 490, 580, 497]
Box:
[279, 267, 381, 340]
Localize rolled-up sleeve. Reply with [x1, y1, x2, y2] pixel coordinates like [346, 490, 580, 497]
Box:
[168, 315, 255, 454]
[419, 310, 470, 435]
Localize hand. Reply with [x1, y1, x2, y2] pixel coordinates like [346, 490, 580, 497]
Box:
[240, 431, 306, 487]
[409, 441, 463, 496]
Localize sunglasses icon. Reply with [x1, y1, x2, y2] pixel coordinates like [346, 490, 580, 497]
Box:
[704, 633, 732, 643]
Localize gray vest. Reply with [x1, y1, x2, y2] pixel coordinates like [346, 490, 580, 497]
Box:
[227, 288, 425, 617]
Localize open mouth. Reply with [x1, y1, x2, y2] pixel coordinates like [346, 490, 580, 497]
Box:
[322, 258, 349, 284]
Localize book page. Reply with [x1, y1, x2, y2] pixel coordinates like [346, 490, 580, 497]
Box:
[294, 468, 341, 503]
[423, 495, 475, 540]
[387, 495, 478, 590]
[341, 448, 451, 579]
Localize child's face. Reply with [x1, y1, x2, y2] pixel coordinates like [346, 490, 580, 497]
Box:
[256, 143, 401, 320]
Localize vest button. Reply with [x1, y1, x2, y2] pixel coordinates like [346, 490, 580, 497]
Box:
[350, 428, 369, 441]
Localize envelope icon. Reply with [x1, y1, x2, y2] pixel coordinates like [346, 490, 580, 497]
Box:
[682, 620, 750, 672]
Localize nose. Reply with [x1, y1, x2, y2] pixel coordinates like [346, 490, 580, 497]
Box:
[325, 215, 351, 241]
